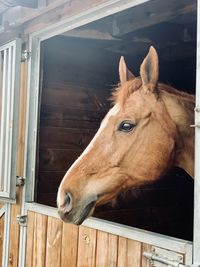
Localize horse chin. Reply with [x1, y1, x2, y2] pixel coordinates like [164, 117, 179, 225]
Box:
[58, 200, 96, 225]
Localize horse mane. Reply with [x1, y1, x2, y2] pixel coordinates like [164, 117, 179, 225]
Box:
[112, 77, 195, 109]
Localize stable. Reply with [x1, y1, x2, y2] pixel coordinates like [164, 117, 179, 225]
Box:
[0, 0, 199, 266]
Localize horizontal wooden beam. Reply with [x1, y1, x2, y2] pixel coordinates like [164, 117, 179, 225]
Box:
[112, 0, 196, 37]
[62, 28, 120, 41]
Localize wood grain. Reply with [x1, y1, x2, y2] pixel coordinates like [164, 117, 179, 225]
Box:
[41, 86, 109, 111]
[118, 237, 142, 267]
[95, 231, 118, 267]
[61, 223, 79, 267]
[45, 217, 63, 267]
[26, 211, 35, 267]
[77, 226, 97, 267]
[32, 213, 47, 267]
[141, 243, 152, 267]
[39, 148, 82, 171]
[39, 127, 96, 149]
[127, 239, 142, 267]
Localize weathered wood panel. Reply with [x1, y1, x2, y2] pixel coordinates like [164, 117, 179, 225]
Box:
[41, 86, 110, 111]
[45, 217, 63, 267]
[96, 231, 118, 267]
[26, 212, 35, 267]
[61, 224, 79, 267]
[77, 226, 97, 267]
[117, 237, 142, 267]
[32, 213, 48, 267]
[25, 212, 188, 267]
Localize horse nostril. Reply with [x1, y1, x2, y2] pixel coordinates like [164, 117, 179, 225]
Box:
[59, 192, 73, 213]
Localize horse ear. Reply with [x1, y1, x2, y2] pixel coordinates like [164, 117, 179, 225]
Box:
[119, 56, 135, 85]
[140, 46, 159, 94]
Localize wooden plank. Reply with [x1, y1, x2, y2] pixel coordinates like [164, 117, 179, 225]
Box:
[95, 231, 118, 267]
[39, 127, 95, 149]
[127, 239, 142, 266]
[112, 0, 196, 37]
[24, 0, 111, 34]
[0, 214, 4, 265]
[45, 217, 63, 267]
[61, 223, 79, 267]
[117, 236, 127, 267]
[62, 28, 119, 41]
[40, 105, 105, 128]
[32, 213, 48, 267]
[17, 61, 28, 177]
[41, 87, 109, 111]
[77, 226, 97, 267]
[39, 148, 82, 171]
[118, 237, 142, 267]
[8, 189, 22, 267]
[26, 211, 35, 267]
[37, 171, 65, 193]
[141, 243, 152, 267]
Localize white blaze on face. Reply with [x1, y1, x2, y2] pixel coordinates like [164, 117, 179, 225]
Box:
[57, 104, 120, 206]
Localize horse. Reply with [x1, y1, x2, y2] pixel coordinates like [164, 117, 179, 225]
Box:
[57, 46, 195, 225]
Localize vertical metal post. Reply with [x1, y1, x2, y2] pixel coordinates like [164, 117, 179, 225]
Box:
[193, 1, 200, 266]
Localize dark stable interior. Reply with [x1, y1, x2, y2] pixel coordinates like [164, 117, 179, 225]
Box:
[35, 0, 196, 241]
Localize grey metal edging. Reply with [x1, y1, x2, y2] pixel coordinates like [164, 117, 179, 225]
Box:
[10, 38, 21, 200]
[25, 202, 192, 265]
[0, 38, 21, 201]
[193, 0, 200, 266]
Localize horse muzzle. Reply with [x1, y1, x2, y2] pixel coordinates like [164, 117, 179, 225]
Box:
[57, 193, 97, 225]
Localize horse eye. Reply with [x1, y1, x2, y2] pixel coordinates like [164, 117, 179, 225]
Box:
[118, 121, 136, 132]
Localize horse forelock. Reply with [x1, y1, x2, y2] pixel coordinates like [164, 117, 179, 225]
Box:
[111, 77, 142, 107]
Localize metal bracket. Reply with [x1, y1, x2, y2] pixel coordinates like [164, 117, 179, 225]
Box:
[21, 50, 31, 62]
[190, 123, 200, 128]
[190, 107, 200, 128]
[16, 215, 27, 227]
[143, 247, 187, 267]
[16, 176, 25, 187]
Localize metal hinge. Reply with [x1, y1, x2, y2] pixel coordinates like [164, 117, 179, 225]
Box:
[143, 247, 188, 267]
[16, 176, 25, 187]
[21, 50, 31, 62]
[16, 215, 27, 227]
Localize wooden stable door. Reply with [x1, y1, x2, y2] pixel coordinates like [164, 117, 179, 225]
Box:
[25, 209, 192, 267]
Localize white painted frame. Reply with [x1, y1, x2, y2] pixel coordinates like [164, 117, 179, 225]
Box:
[0, 39, 21, 200]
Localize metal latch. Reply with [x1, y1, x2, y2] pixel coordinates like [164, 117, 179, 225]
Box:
[21, 50, 31, 62]
[16, 176, 25, 187]
[16, 215, 27, 227]
[143, 247, 188, 267]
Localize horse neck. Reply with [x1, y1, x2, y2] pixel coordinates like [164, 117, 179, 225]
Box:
[161, 90, 195, 178]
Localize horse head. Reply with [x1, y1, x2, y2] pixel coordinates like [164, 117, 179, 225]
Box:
[57, 46, 194, 224]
